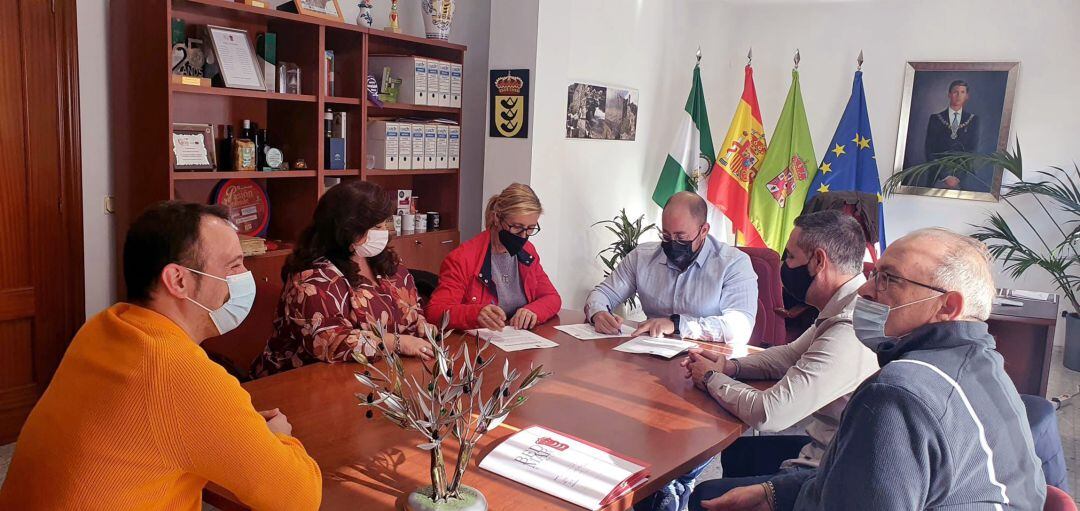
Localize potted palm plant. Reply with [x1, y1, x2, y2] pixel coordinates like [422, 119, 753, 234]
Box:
[353, 313, 551, 510]
[593, 209, 656, 315]
[884, 142, 1079, 367]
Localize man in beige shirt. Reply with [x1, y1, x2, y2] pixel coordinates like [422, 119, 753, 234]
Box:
[682, 210, 880, 508]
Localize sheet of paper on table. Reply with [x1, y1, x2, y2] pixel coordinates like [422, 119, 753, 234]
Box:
[471, 328, 559, 352]
[613, 336, 698, 359]
[554, 323, 635, 340]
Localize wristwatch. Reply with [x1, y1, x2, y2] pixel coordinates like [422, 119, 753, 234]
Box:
[703, 369, 717, 386]
[669, 314, 681, 336]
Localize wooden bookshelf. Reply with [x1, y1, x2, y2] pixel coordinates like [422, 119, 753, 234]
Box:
[110, 0, 466, 288]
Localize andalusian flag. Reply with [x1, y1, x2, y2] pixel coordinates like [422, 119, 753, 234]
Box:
[748, 70, 817, 252]
[707, 65, 767, 247]
[652, 61, 715, 207]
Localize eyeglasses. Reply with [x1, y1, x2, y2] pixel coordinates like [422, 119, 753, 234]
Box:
[868, 269, 948, 294]
[503, 222, 541, 237]
[660, 226, 704, 244]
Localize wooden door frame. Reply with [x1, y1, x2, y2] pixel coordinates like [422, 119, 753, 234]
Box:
[56, 0, 86, 343]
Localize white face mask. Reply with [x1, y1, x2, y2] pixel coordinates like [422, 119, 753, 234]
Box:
[184, 268, 256, 336]
[852, 295, 941, 351]
[354, 229, 389, 258]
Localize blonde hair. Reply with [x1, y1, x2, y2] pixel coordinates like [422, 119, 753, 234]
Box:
[485, 183, 543, 231]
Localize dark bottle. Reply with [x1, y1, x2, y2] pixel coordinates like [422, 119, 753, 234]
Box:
[250, 122, 262, 161]
[257, 128, 270, 169]
[240, 119, 253, 140]
[218, 125, 234, 171]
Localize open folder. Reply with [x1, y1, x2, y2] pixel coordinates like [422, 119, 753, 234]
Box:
[479, 425, 650, 510]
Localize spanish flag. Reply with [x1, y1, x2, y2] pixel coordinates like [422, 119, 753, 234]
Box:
[707, 65, 767, 247]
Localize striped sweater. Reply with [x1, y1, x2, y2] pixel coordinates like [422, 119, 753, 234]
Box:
[773, 321, 1046, 510]
[0, 304, 322, 510]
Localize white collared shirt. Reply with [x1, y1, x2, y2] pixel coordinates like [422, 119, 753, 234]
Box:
[949, 107, 963, 125]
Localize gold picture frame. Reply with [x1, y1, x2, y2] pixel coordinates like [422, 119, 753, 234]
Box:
[293, 0, 344, 22]
[892, 61, 1019, 202]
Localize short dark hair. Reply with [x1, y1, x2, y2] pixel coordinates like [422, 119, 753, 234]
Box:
[123, 201, 229, 303]
[664, 191, 708, 225]
[792, 210, 866, 275]
[283, 180, 399, 286]
[948, 80, 969, 94]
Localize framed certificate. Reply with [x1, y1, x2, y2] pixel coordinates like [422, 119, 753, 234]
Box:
[171, 123, 216, 171]
[204, 25, 266, 91]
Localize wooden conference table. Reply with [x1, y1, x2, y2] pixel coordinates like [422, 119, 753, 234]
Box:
[204, 310, 767, 510]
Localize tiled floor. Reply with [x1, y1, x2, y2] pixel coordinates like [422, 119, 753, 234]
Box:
[2, 347, 1078, 507]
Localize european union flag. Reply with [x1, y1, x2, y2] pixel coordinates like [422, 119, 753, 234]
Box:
[805, 70, 887, 252]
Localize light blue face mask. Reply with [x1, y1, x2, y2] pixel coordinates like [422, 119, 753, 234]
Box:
[852, 295, 941, 351]
[184, 268, 256, 336]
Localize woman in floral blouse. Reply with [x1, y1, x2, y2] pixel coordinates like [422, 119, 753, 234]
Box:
[251, 181, 433, 378]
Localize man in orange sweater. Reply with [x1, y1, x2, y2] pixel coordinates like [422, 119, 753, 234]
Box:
[0, 201, 322, 510]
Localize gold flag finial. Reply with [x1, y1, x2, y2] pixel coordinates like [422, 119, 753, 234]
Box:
[794, 49, 801, 69]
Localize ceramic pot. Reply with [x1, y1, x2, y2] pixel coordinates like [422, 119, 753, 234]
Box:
[420, 0, 455, 40]
[406, 485, 487, 511]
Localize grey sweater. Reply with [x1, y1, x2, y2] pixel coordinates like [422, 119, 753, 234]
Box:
[772, 321, 1046, 510]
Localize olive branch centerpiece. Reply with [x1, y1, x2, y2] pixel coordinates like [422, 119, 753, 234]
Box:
[352, 312, 551, 509]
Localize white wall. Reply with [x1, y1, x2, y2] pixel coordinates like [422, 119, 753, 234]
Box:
[77, 0, 491, 315]
[481, 0, 540, 221]
[77, 0, 114, 316]
[485, 0, 1080, 321]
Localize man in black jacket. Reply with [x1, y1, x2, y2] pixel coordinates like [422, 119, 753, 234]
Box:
[701, 228, 1045, 511]
[913, 80, 981, 190]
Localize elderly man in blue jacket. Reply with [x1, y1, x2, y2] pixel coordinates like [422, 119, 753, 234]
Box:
[702, 227, 1046, 511]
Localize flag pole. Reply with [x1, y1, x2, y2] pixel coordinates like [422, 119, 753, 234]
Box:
[793, 49, 801, 69]
[857, 50, 864, 71]
[696, 46, 702, 64]
[747, 47, 752, 65]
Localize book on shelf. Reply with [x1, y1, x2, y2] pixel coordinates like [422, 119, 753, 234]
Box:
[479, 425, 650, 510]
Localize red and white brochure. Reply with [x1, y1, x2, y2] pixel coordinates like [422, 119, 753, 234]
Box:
[479, 425, 650, 510]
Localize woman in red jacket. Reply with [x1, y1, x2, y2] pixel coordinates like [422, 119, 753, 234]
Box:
[426, 183, 561, 330]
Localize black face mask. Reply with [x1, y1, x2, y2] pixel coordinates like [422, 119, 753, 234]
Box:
[498, 229, 528, 257]
[661, 240, 698, 271]
[780, 254, 816, 304]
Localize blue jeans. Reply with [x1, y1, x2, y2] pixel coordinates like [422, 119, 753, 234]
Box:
[688, 435, 812, 511]
[633, 458, 711, 511]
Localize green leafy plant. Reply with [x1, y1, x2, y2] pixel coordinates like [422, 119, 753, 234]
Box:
[593, 209, 656, 308]
[884, 141, 1079, 314]
[353, 312, 551, 503]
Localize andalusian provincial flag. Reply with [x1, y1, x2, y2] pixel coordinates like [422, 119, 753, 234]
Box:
[748, 70, 817, 252]
[804, 70, 887, 254]
[652, 62, 715, 207]
[707, 65, 767, 247]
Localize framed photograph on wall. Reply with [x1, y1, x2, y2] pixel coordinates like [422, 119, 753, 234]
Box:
[171, 123, 216, 171]
[565, 82, 639, 141]
[892, 61, 1019, 202]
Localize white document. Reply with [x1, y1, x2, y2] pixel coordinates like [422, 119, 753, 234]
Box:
[554, 323, 635, 340]
[471, 328, 558, 352]
[613, 337, 697, 359]
[479, 425, 648, 510]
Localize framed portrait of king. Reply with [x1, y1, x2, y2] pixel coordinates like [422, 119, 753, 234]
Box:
[892, 61, 1019, 201]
